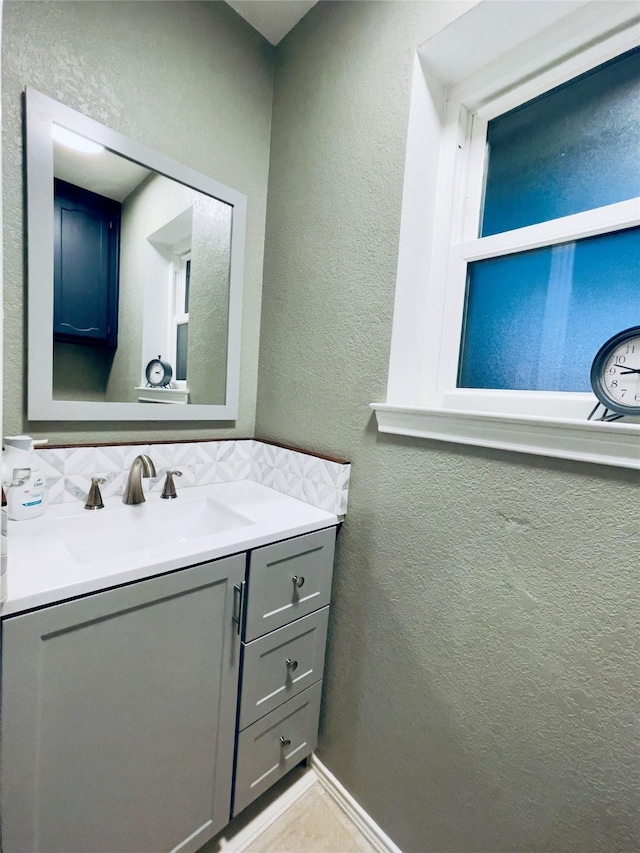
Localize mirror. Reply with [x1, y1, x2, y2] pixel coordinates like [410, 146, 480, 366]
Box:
[26, 88, 246, 421]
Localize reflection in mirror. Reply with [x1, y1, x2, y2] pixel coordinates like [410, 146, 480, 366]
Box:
[26, 88, 246, 421]
[52, 138, 232, 406]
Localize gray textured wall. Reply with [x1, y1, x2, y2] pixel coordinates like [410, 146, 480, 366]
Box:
[256, 2, 640, 851]
[2, 0, 274, 441]
[53, 342, 111, 402]
[189, 194, 232, 405]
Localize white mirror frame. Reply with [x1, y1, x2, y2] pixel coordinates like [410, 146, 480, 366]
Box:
[25, 87, 246, 421]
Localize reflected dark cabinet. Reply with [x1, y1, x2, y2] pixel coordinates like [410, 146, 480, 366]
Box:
[54, 178, 121, 347]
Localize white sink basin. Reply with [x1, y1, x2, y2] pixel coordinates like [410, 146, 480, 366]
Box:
[55, 497, 254, 563]
[4, 480, 339, 616]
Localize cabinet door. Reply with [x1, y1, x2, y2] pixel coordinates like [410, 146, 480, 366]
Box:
[54, 178, 120, 347]
[2, 555, 245, 853]
[244, 527, 336, 641]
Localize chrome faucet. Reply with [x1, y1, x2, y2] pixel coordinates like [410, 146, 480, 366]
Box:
[161, 470, 182, 499]
[85, 477, 106, 510]
[123, 454, 156, 505]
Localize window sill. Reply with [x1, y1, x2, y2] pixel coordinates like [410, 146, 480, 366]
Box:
[136, 386, 190, 405]
[370, 403, 640, 469]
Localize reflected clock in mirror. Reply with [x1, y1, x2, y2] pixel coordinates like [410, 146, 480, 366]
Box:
[26, 87, 246, 421]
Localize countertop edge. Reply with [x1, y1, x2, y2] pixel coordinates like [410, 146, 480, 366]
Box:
[2, 482, 339, 617]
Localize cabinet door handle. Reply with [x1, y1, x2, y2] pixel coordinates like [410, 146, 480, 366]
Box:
[232, 581, 246, 635]
[286, 658, 298, 672]
[279, 736, 291, 747]
[292, 575, 305, 589]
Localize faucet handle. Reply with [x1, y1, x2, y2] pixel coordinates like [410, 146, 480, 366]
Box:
[85, 477, 106, 510]
[161, 470, 182, 500]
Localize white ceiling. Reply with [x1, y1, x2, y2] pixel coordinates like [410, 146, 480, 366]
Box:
[225, 0, 318, 45]
[54, 140, 151, 202]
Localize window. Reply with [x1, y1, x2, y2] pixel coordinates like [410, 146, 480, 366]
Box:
[142, 209, 194, 400]
[373, 3, 640, 468]
[172, 249, 190, 385]
[452, 47, 639, 401]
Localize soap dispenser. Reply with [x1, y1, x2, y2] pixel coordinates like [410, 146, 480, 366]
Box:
[2, 435, 48, 521]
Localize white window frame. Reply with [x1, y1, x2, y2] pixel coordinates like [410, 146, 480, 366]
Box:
[170, 246, 191, 389]
[371, 3, 640, 469]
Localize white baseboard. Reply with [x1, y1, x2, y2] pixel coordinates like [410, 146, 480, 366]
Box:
[211, 756, 402, 853]
[310, 755, 403, 853]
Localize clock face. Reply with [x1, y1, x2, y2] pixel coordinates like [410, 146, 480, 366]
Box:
[145, 357, 172, 387]
[591, 327, 640, 416]
[149, 363, 165, 383]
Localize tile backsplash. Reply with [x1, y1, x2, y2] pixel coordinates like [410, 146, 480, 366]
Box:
[36, 439, 350, 517]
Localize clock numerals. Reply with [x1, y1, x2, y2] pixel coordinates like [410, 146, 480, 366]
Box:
[590, 326, 640, 418]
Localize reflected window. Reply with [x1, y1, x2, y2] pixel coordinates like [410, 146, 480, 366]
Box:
[172, 250, 190, 383]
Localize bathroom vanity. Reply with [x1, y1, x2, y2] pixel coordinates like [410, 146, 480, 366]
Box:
[1, 481, 338, 853]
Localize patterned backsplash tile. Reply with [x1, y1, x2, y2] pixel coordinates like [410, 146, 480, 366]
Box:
[32, 439, 349, 518]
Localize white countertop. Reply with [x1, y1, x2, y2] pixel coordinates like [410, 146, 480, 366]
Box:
[3, 480, 338, 616]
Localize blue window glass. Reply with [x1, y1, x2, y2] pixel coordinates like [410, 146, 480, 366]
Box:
[458, 227, 640, 392]
[481, 47, 640, 237]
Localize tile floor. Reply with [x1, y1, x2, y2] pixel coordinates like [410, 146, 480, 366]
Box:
[243, 782, 375, 853]
[203, 765, 376, 853]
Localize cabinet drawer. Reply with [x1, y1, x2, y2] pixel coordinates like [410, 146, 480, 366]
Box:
[244, 527, 336, 641]
[233, 681, 322, 816]
[239, 607, 329, 730]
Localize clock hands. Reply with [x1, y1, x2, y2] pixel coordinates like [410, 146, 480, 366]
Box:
[589, 329, 640, 419]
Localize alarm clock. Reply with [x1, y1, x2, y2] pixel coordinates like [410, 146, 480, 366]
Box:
[590, 326, 640, 417]
[145, 355, 173, 388]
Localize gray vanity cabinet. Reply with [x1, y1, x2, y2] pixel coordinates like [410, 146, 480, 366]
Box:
[233, 527, 336, 815]
[1, 554, 245, 853]
[1, 525, 339, 852]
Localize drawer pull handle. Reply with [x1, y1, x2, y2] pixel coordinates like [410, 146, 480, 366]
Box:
[279, 736, 291, 747]
[292, 575, 305, 589]
[286, 658, 298, 672]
